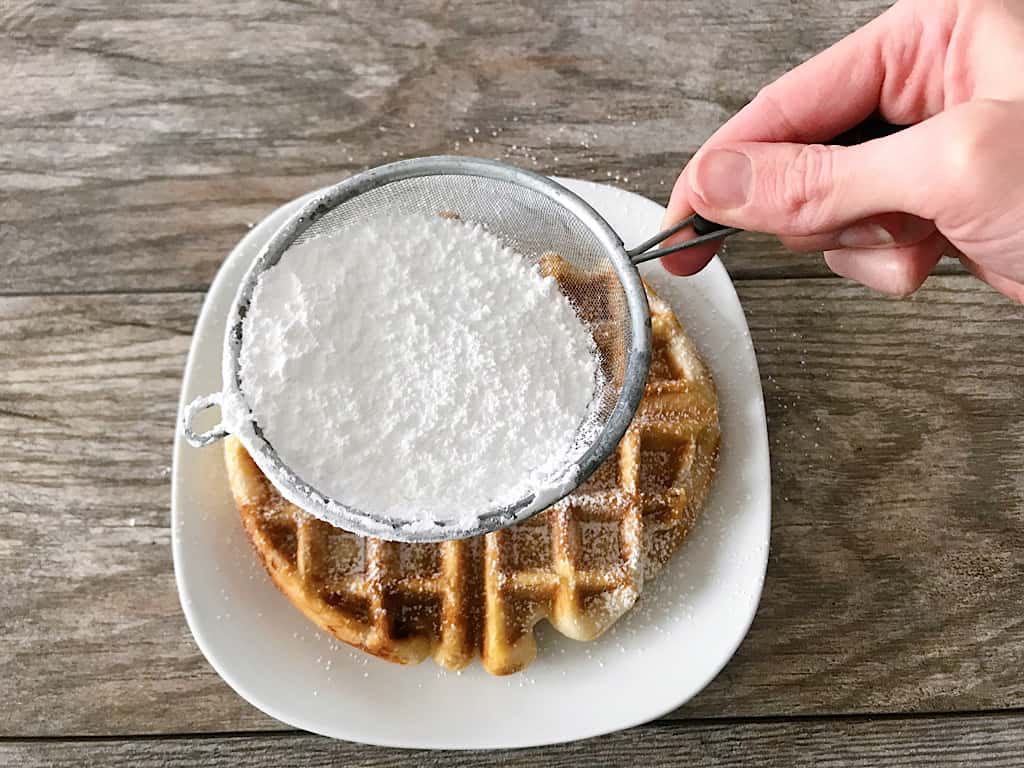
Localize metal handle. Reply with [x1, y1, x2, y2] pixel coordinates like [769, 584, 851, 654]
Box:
[628, 116, 907, 265]
[627, 213, 741, 265]
[181, 392, 229, 447]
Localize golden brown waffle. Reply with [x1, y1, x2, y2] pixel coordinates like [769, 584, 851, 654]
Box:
[224, 279, 720, 675]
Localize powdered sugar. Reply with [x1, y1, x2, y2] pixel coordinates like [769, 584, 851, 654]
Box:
[236, 212, 599, 529]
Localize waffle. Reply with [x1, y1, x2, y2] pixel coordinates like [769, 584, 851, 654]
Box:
[224, 278, 720, 675]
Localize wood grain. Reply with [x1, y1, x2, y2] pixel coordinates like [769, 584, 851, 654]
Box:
[0, 294, 253, 734]
[1, 0, 948, 297]
[3, 712, 1024, 767]
[4, 1, 1021, 760]
[1, 276, 1022, 737]
[705, 277, 1024, 717]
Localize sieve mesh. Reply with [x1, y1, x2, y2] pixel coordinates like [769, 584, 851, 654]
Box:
[222, 157, 651, 541]
[289, 174, 631, 432]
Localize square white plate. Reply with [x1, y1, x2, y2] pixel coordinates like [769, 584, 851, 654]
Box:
[172, 176, 771, 749]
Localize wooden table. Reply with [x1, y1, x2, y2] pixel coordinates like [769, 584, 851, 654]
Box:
[3, 1, 1023, 765]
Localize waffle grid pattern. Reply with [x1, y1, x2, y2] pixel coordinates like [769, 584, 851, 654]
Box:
[226, 282, 719, 675]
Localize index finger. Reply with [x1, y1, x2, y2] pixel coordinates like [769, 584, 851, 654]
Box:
[661, 0, 956, 274]
[704, 0, 954, 149]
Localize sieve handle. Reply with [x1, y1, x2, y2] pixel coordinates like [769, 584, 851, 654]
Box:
[628, 116, 907, 265]
[627, 215, 741, 264]
[181, 392, 230, 448]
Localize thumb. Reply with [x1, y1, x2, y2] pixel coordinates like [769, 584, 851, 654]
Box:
[683, 101, 1012, 237]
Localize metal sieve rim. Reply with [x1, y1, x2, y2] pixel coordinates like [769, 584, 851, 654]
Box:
[207, 156, 653, 542]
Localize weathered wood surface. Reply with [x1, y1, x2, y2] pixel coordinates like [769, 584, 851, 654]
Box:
[4, 0, 1021, 760]
[3, 712, 1024, 767]
[2, 276, 1022, 738]
[2, 0, 964, 298]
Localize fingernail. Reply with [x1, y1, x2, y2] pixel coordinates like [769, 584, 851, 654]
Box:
[838, 223, 895, 248]
[691, 149, 752, 209]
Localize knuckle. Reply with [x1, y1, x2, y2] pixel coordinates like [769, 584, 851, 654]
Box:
[776, 144, 837, 231]
[887, 278, 923, 299]
[751, 83, 800, 136]
[944, 100, 1005, 181]
[882, 251, 932, 298]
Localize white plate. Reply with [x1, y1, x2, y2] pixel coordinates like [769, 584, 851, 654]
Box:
[172, 177, 771, 749]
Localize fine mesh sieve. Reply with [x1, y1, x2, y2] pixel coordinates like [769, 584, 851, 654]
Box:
[180, 156, 736, 542]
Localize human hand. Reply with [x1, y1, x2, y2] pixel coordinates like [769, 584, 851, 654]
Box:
[661, 0, 1024, 302]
